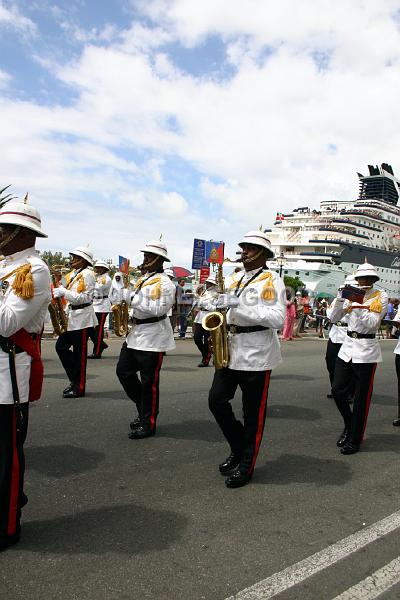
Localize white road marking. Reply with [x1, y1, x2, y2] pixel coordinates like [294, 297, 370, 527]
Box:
[225, 510, 400, 600]
[332, 556, 400, 600]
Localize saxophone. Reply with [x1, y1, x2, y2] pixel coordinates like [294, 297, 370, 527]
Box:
[48, 266, 68, 336]
[112, 275, 129, 336]
[202, 264, 229, 369]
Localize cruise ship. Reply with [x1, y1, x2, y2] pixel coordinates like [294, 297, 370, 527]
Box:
[267, 163, 400, 297]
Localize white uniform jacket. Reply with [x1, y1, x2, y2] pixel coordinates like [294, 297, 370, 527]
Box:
[126, 272, 176, 352]
[0, 247, 51, 404]
[199, 268, 286, 371]
[63, 268, 98, 331]
[326, 305, 350, 344]
[328, 289, 388, 363]
[93, 274, 112, 313]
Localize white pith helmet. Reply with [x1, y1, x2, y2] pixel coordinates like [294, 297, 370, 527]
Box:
[94, 260, 110, 271]
[205, 274, 217, 285]
[238, 230, 274, 258]
[344, 274, 358, 286]
[355, 261, 379, 282]
[164, 268, 174, 278]
[70, 246, 94, 265]
[140, 240, 170, 261]
[0, 200, 47, 237]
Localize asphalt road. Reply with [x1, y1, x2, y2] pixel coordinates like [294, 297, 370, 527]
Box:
[1, 338, 400, 600]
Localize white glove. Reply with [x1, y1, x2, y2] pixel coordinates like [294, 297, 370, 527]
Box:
[53, 286, 66, 299]
[215, 294, 240, 310]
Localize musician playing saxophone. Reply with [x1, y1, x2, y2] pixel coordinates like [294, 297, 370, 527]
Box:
[201, 230, 286, 488]
[116, 240, 175, 439]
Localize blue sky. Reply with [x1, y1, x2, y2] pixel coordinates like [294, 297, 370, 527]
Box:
[1, 0, 400, 266]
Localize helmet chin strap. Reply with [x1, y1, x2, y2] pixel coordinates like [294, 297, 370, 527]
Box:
[0, 226, 21, 250]
[143, 255, 160, 271]
[242, 248, 265, 265]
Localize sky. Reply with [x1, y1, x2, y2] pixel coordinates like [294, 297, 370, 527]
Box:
[1, 0, 400, 268]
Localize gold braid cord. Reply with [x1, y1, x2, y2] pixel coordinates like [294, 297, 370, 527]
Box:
[228, 272, 275, 300]
[66, 272, 86, 293]
[133, 276, 162, 300]
[0, 263, 34, 300]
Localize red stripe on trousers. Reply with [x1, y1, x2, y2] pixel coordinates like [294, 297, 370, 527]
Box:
[7, 409, 20, 535]
[79, 329, 88, 394]
[150, 353, 164, 430]
[248, 370, 271, 475]
[95, 313, 107, 356]
[361, 363, 377, 442]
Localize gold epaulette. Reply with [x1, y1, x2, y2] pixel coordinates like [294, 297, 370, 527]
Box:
[0, 262, 34, 299]
[229, 271, 275, 300]
[66, 272, 86, 293]
[134, 276, 162, 300]
[367, 291, 383, 314]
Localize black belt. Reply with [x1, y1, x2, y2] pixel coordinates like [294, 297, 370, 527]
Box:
[133, 314, 167, 325]
[336, 322, 348, 327]
[228, 324, 269, 334]
[70, 302, 92, 310]
[0, 333, 37, 354]
[347, 331, 375, 339]
[94, 295, 109, 300]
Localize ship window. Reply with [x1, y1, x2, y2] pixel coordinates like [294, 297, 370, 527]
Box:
[295, 271, 299, 275]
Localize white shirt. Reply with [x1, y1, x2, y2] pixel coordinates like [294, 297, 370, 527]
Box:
[205, 268, 286, 371]
[63, 267, 98, 331]
[329, 288, 388, 363]
[126, 272, 176, 352]
[393, 309, 400, 355]
[0, 247, 51, 404]
[93, 274, 112, 313]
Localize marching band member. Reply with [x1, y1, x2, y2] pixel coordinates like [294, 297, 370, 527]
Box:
[53, 246, 97, 398]
[325, 274, 356, 400]
[0, 199, 51, 551]
[116, 240, 175, 439]
[203, 230, 286, 488]
[329, 262, 388, 454]
[88, 260, 112, 359]
[193, 275, 217, 367]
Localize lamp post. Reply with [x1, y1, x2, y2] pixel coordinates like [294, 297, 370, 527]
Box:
[277, 252, 285, 278]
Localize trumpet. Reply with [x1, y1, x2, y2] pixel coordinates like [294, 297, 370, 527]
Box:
[48, 265, 68, 336]
[202, 264, 229, 369]
[112, 274, 130, 336]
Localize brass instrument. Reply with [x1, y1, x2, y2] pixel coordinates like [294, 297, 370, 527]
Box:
[112, 274, 129, 336]
[48, 266, 68, 336]
[202, 264, 229, 369]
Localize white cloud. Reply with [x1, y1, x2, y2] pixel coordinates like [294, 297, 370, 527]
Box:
[2, 1, 400, 265]
[0, 2, 36, 35]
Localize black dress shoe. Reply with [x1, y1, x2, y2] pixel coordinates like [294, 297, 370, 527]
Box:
[393, 418, 400, 427]
[198, 361, 209, 367]
[128, 426, 156, 439]
[88, 354, 102, 359]
[341, 442, 360, 455]
[63, 383, 73, 394]
[63, 387, 84, 398]
[21, 492, 28, 508]
[336, 428, 350, 448]
[129, 417, 141, 430]
[219, 453, 242, 475]
[225, 469, 252, 488]
[327, 393, 334, 399]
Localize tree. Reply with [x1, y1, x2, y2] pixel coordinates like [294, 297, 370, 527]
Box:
[283, 276, 305, 293]
[40, 250, 70, 270]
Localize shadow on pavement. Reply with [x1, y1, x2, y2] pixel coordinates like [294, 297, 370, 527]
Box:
[44, 373, 99, 381]
[21, 504, 188, 554]
[272, 373, 315, 381]
[267, 404, 321, 421]
[363, 433, 400, 453]
[254, 453, 352, 486]
[163, 365, 198, 372]
[371, 394, 396, 406]
[158, 419, 222, 442]
[27, 445, 105, 478]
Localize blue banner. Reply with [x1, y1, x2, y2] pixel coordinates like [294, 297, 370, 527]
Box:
[192, 238, 206, 269]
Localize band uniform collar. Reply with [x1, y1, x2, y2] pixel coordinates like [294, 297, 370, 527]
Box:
[2, 246, 37, 266]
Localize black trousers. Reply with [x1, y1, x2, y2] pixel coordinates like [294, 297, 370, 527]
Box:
[88, 312, 108, 357]
[325, 339, 342, 387]
[0, 403, 29, 542]
[396, 354, 400, 418]
[208, 368, 271, 475]
[55, 329, 89, 394]
[193, 323, 211, 363]
[332, 358, 377, 445]
[116, 343, 164, 431]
